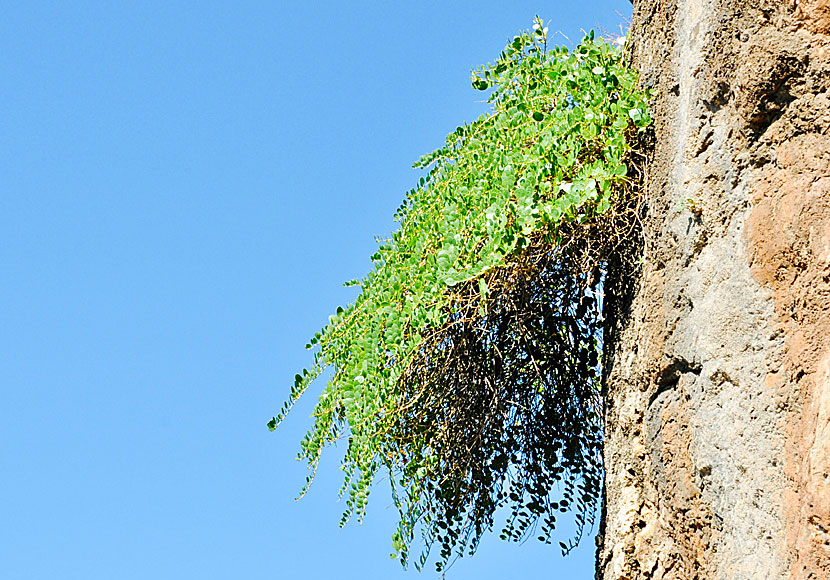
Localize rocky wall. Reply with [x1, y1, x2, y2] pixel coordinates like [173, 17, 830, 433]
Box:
[598, 1, 830, 578]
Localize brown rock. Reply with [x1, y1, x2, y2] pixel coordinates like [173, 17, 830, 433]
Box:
[599, 0, 830, 578]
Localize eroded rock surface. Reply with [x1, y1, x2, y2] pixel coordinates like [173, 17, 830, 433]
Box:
[598, 1, 830, 578]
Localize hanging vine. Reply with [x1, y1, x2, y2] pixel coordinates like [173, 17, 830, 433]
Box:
[269, 18, 651, 572]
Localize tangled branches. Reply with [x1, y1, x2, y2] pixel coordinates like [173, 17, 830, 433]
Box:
[387, 192, 641, 570]
[390, 245, 602, 568]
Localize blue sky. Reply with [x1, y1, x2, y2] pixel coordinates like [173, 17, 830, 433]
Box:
[1, 2, 631, 578]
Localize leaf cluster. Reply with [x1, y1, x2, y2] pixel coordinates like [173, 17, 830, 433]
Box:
[269, 19, 651, 572]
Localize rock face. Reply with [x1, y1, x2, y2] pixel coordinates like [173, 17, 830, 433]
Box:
[598, 1, 830, 578]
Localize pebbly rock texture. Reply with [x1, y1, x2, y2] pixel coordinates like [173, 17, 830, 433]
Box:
[597, 1, 830, 579]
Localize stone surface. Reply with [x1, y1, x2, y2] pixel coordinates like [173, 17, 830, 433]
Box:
[598, 1, 830, 578]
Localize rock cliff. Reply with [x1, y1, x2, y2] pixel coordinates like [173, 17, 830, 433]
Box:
[598, 1, 830, 578]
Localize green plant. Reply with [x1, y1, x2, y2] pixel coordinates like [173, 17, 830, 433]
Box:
[679, 197, 703, 218]
[269, 18, 651, 572]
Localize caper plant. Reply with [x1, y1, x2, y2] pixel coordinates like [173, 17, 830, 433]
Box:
[270, 17, 651, 572]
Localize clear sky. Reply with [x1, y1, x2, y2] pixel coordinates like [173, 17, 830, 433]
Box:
[1, 2, 631, 579]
